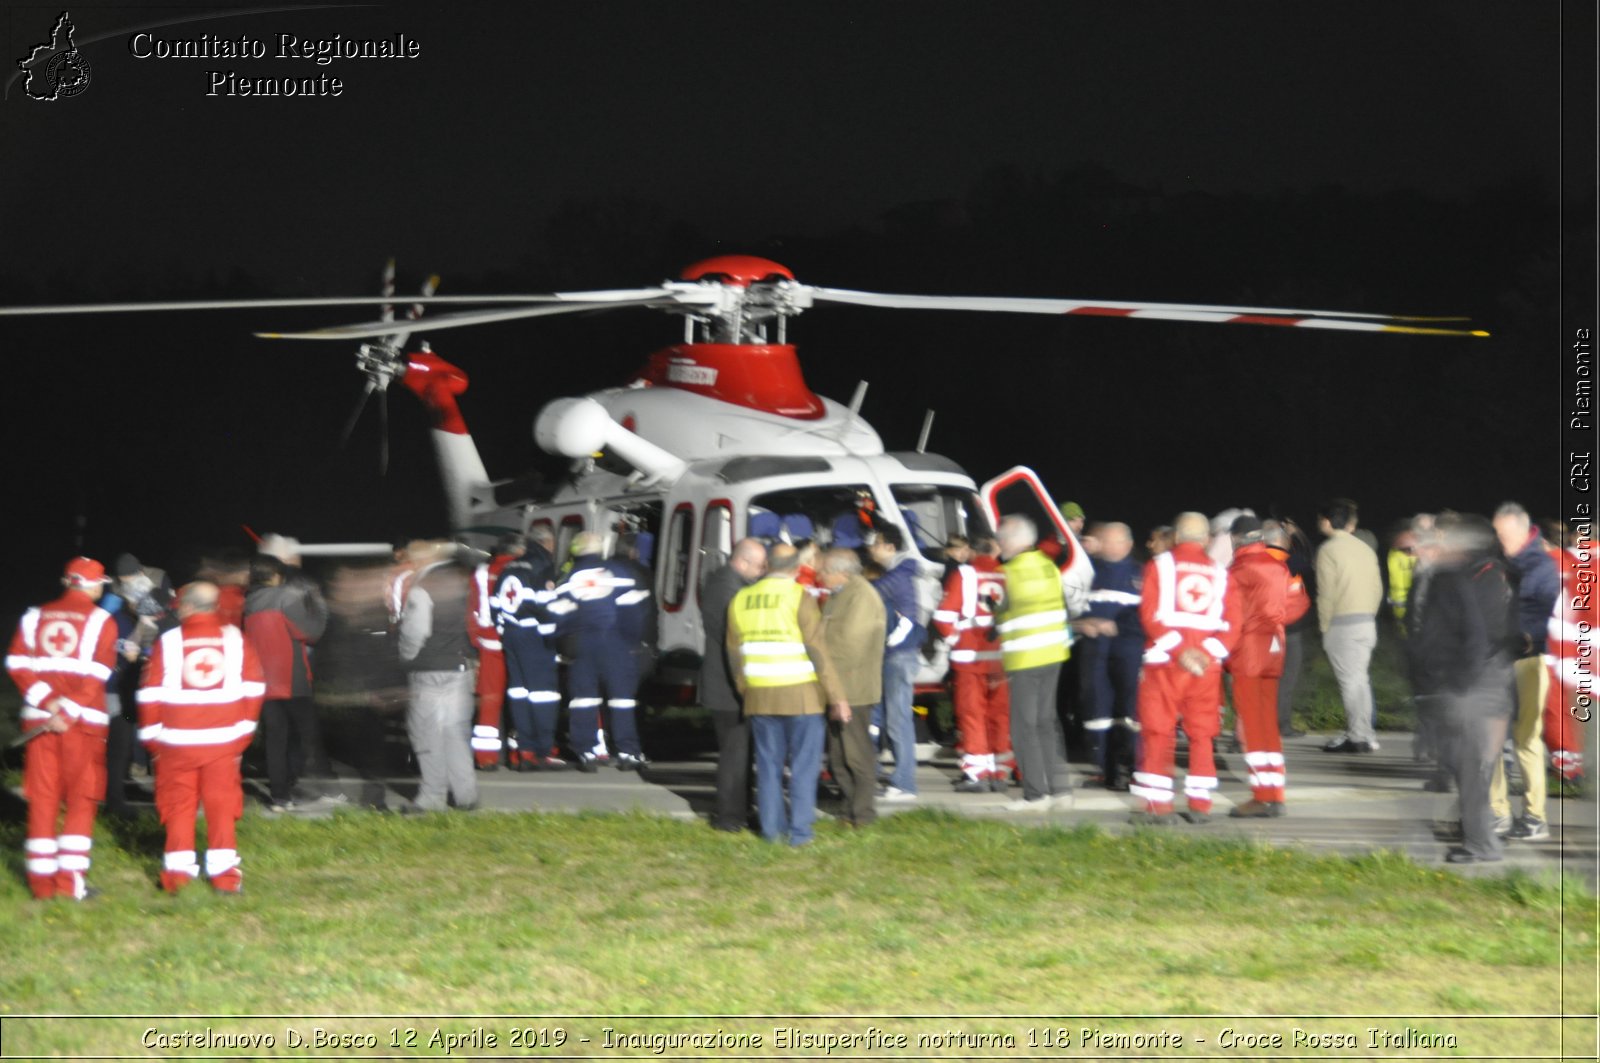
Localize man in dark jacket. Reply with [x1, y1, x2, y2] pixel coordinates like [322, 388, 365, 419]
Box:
[1072, 522, 1145, 790]
[700, 538, 766, 831]
[1410, 515, 1519, 862]
[244, 554, 330, 812]
[868, 524, 924, 801]
[1490, 502, 1560, 840]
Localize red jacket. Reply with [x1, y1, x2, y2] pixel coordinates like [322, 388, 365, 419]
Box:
[932, 556, 1005, 674]
[216, 584, 247, 629]
[469, 554, 517, 652]
[137, 615, 264, 758]
[1226, 542, 1310, 678]
[1139, 542, 1241, 673]
[7, 589, 117, 734]
[1550, 545, 1598, 693]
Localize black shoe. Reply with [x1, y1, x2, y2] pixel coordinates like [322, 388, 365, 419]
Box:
[952, 778, 990, 793]
[616, 753, 648, 771]
[1181, 810, 1213, 825]
[1422, 776, 1452, 793]
[1323, 738, 1376, 753]
[1445, 847, 1503, 864]
[1281, 727, 1307, 739]
[575, 754, 599, 774]
[711, 821, 744, 834]
[1229, 799, 1284, 819]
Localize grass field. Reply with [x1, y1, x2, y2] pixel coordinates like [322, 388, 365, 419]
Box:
[1, 809, 1594, 1058]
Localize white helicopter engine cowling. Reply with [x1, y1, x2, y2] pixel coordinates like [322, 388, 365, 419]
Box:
[535, 396, 687, 486]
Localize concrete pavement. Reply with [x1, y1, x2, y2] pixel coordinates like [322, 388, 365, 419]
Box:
[253, 728, 1597, 885]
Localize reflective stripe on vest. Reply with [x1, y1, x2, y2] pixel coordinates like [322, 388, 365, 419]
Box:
[731, 578, 816, 688]
[997, 551, 1070, 670]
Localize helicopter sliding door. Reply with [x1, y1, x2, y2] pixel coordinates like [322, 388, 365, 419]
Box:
[979, 465, 1094, 605]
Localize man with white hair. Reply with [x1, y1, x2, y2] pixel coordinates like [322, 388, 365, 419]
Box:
[138, 581, 264, 893]
[1132, 512, 1241, 824]
[993, 515, 1073, 812]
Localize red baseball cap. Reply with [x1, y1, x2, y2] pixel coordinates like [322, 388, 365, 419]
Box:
[63, 557, 110, 586]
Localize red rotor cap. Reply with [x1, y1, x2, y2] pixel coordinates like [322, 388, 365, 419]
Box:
[678, 255, 794, 287]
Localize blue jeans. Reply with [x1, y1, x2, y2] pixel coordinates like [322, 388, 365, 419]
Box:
[882, 651, 920, 794]
[750, 713, 825, 845]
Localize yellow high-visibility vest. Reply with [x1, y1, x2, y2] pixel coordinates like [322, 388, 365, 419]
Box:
[1387, 548, 1416, 623]
[731, 578, 817, 688]
[996, 550, 1070, 671]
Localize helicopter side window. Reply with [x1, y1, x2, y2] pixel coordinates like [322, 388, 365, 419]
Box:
[661, 503, 694, 612]
[890, 484, 994, 558]
[746, 485, 880, 552]
[698, 500, 734, 592]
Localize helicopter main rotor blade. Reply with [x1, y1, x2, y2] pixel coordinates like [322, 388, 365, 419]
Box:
[378, 386, 389, 477]
[806, 287, 1487, 337]
[339, 381, 376, 448]
[0, 288, 679, 318]
[256, 296, 676, 340]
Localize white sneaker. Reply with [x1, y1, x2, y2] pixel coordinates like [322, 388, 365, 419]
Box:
[880, 786, 919, 803]
[1050, 792, 1075, 810]
[1004, 797, 1051, 813]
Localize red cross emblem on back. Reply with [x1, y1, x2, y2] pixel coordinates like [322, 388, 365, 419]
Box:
[1176, 573, 1216, 614]
[183, 647, 226, 688]
[40, 620, 79, 657]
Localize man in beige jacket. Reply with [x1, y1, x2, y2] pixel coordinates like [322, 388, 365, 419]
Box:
[1316, 499, 1384, 753]
[819, 548, 887, 827]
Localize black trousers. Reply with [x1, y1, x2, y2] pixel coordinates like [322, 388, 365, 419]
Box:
[1446, 673, 1516, 858]
[710, 709, 752, 831]
[103, 701, 134, 815]
[260, 696, 329, 803]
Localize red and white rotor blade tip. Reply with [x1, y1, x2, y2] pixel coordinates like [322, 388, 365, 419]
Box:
[807, 287, 1487, 337]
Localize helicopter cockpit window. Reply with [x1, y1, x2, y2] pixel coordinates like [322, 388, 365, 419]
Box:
[890, 485, 994, 558]
[746, 485, 881, 552]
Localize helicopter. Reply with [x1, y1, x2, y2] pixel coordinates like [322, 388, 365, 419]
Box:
[1, 254, 1486, 692]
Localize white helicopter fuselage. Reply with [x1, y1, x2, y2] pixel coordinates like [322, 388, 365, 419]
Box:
[466, 381, 982, 683]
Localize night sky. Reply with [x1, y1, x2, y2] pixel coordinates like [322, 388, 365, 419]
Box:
[0, 1, 1590, 613]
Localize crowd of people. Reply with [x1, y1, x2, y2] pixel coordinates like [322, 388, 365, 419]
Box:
[7, 495, 1594, 892]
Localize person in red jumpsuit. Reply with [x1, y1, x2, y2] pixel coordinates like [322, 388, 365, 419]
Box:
[1547, 525, 1595, 788]
[932, 535, 1012, 791]
[138, 581, 264, 893]
[1132, 512, 1241, 824]
[469, 534, 524, 770]
[1226, 517, 1309, 817]
[7, 557, 119, 900]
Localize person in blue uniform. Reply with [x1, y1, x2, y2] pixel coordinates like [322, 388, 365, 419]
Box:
[1072, 522, 1145, 790]
[493, 528, 567, 771]
[548, 532, 651, 771]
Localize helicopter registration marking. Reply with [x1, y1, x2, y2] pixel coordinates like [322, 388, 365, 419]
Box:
[666, 363, 717, 386]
